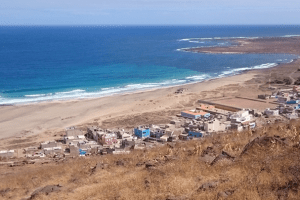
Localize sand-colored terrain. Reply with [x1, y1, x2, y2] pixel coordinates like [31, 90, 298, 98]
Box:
[1, 36, 300, 149]
[0, 73, 255, 148]
[210, 97, 277, 111]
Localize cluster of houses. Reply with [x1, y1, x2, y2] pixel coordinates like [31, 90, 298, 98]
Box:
[0, 103, 260, 160]
[178, 104, 256, 139]
[5, 84, 300, 163]
[3, 85, 300, 163]
[263, 86, 300, 120]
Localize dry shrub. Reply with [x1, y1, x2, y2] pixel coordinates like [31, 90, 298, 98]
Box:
[2, 120, 300, 199]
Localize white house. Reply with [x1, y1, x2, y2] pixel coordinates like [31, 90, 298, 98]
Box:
[230, 110, 252, 123]
[265, 108, 279, 116]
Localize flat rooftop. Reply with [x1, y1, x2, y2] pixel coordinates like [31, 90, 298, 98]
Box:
[211, 97, 277, 111]
[182, 110, 208, 116]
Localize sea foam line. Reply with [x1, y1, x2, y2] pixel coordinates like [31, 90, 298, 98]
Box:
[0, 62, 285, 105]
[218, 63, 278, 77]
[0, 79, 193, 105]
[178, 36, 260, 42]
[178, 34, 300, 42]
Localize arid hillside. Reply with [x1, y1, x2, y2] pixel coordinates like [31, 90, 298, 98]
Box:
[1, 119, 300, 200]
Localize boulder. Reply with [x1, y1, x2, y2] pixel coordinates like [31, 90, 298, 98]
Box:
[29, 184, 62, 199]
[217, 190, 234, 199]
[116, 160, 125, 166]
[197, 181, 219, 192]
[210, 151, 235, 166]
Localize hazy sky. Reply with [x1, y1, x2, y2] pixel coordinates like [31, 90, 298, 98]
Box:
[1, 0, 300, 25]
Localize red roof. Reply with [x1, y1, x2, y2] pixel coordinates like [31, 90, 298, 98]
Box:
[182, 110, 208, 116]
[199, 104, 215, 110]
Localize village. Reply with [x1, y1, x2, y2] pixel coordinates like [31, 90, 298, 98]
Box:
[1, 85, 300, 166]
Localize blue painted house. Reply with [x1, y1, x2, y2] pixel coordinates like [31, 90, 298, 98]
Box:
[79, 149, 86, 156]
[286, 100, 299, 104]
[134, 127, 150, 138]
[188, 131, 203, 138]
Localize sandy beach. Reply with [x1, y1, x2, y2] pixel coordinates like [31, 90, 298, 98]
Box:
[0, 72, 255, 143]
[1, 36, 300, 149]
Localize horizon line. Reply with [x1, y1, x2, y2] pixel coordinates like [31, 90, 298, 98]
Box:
[1, 24, 300, 27]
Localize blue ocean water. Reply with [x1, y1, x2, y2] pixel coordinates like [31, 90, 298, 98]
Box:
[0, 25, 300, 105]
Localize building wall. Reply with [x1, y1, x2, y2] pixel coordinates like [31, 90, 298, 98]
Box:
[99, 134, 117, 145]
[179, 134, 189, 140]
[197, 100, 241, 112]
[188, 131, 203, 137]
[154, 129, 165, 138]
[204, 120, 225, 132]
[66, 129, 82, 136]
[41, 142, 57, 149]
[181, 111, 210, 119]
[0, 152, 14, 158]
[278, 97, 289, 103]
[181, 112, 200, 119]
[203, 113, 211, 118]
[265, 109, 279, 116]
[134, 128, 150, 138]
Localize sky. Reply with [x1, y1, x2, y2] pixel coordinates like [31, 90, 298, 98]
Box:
[1, 0, 300, 25]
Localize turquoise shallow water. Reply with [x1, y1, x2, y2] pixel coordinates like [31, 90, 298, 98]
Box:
[0, 25, 299, 105]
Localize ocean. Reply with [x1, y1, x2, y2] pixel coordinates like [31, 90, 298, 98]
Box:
[0, 25, 300, 105]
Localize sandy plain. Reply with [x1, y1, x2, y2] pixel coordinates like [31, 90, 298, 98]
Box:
[1, 36, 300, 149]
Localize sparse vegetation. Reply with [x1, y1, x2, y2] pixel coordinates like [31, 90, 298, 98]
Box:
[2, 120, 300, 199]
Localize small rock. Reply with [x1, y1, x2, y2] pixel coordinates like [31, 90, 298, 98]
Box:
[164, 155, 178, 162]
[116, 160, 125, 166]
[145, 162, 156, 168]
[199, 155, 216, 164]
[218, 190, 234, 199]
[91, 163, 109, 174]
[136, 161, 145, 167]
[198, 181, 219, 192]
[166, 195, 188, 200]
[0, 188, 10, 196]
[30, 184, 62, 199]
[97, 163, 109, 169]
[145, 179, 151, 188]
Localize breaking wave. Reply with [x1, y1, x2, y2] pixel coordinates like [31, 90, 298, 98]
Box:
[186, 74, 211, 81]
[0, 62, 281, 105]
[0, 79, 199, 105]
[178, 34, 300, 43]
[178, 36, 260, 42]
[282, 35, 300, 37]
[218, 63, 278, 77]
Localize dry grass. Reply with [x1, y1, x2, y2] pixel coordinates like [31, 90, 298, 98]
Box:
[1, 120, 300, 200]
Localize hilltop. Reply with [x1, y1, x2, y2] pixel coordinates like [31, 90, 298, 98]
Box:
[1, 120, 300, 200]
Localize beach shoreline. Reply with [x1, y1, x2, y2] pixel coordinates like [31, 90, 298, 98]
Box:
[0, 58, 295, 107]
[1, 36, 300, 149]
[1, 37, 299, 107]
[0, 71, 256, 140]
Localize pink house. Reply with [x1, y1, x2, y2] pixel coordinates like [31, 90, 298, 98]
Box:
[99, 133, 118, 145]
